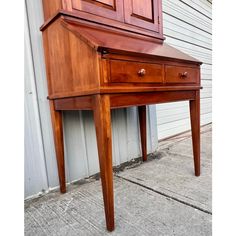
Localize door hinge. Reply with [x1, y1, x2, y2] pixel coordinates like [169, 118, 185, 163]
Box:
[158, 16, 160, 24]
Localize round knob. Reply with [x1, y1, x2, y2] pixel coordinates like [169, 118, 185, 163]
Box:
[138, 68, 146, 77]
[179, 72, 188, 79]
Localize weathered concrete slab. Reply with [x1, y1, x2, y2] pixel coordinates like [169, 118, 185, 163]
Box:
[25, 125, 212, 236]
[25, 177, 211, 236]
[117, 125, 212, 213]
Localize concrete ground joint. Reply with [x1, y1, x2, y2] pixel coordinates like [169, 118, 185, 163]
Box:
[115, 175, 212, 215]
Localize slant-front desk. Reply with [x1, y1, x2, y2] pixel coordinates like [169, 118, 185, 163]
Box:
[41, 0, 202, 231]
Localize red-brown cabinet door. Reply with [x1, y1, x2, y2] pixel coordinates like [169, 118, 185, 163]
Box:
[124, 0, 161, 32]
[71, 0, 124, 22]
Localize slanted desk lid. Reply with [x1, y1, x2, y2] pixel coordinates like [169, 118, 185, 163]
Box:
[62, 18, 202, 64]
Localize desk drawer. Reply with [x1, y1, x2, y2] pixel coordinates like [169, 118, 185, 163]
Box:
[165, 65, 199, 84]
[110, 60, 163, 83]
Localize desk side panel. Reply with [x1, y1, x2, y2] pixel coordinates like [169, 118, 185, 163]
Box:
[42, 18, 100, 98]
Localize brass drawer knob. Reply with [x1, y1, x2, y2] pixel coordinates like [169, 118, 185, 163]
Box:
[138, 68, 146, 77]
[179, 72, 188, 79]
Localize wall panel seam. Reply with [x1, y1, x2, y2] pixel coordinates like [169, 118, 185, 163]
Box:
[179, 0, 212, 20]
[163, 11, 212, 35]
[164, 34, 212, 51]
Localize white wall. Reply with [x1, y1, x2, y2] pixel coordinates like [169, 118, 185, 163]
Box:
[157, 0, 212, 139]
[24, 0, 212, 199]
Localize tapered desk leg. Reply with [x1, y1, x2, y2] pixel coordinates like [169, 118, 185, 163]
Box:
[189, 91, 201, 176]
[49, 100, 66, 193]
[93, 95, 114, 232]
[138, 106, 147, 162]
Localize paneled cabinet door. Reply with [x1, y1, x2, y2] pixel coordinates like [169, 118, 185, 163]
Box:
[71, 0, 124, 22]
[124, 0, 160, 32]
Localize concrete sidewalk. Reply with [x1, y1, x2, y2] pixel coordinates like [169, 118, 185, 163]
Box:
[25, 125, 212, 236]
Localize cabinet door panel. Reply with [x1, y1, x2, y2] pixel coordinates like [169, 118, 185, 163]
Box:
[132, 0, 153, 21]
[124, 0, 160, 32]
[72, 0, 124, 22]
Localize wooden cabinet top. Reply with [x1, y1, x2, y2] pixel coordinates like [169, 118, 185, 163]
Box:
[42, 0, 164, 40]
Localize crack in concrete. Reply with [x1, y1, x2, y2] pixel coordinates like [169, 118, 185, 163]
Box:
[116, 175, 212, 215]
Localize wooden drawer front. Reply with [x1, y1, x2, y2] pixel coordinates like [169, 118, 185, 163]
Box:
[165, 65, 199, 84]
[110, 60, 163, 83]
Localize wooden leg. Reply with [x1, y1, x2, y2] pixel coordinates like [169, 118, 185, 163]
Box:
[189, 91, 201, 176]
[49, 100, 66, 193]
[93, 95, 114, 232]
[138, 106, 147, 162]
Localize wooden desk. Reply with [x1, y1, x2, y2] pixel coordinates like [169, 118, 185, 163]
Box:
[41, 7, 202, 232]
